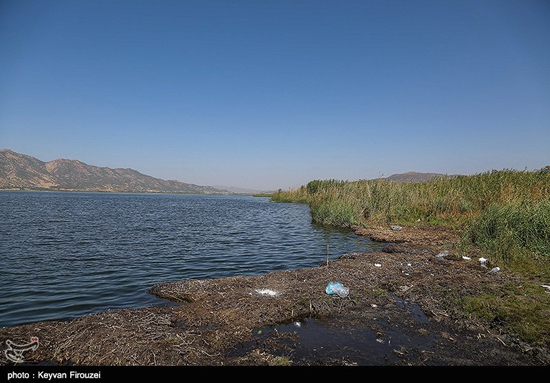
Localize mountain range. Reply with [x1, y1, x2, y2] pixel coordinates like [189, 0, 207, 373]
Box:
[0, 149, 452, 194]
[0, 149, 229, 194]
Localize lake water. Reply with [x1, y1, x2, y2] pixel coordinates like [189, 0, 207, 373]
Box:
[0, 192, 382, 327]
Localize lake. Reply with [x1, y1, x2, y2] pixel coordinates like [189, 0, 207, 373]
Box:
[0, 191, 382, 327]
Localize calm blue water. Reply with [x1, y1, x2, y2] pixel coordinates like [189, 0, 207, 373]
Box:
[0, 192, 382, 327]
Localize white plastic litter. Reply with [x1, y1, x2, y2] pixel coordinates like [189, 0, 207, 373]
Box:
[374, 263, 382, 267]
[462, 256, 471, 261]
[479, 257, 488, 268]
[490, 267, 500, 273]
[255, 289, 280, 297]
[436, 250, 449, 260]
[390, 225, 402, 231]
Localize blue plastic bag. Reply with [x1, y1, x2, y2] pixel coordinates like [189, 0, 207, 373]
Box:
[325, 282, 349, 297]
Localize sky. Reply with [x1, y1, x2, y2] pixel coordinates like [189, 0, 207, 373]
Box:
[1, 0, 549, 191]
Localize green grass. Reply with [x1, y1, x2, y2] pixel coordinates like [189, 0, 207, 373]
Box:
[461, 280, 550, 346]
[272, 168, 550, 228]
[272, 168, 550, 268]
[461, 199, 550, 266]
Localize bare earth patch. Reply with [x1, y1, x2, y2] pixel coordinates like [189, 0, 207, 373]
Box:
[2, 225, 549, 366]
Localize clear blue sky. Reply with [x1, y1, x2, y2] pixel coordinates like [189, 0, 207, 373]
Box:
[1, 0, 549, 191]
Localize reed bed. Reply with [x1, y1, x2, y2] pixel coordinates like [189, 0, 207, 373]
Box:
[272, 167, 550, 266]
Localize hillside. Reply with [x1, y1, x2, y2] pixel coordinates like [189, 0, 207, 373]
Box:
[0, 149, 228, 194]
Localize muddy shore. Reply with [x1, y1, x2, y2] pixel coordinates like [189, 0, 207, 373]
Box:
[1, 225, 549, 367]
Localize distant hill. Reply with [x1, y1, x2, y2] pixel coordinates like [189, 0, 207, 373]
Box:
[0, 149, 229, 194]
[384, 171, 453, 183]
[213, 185, 275, 195]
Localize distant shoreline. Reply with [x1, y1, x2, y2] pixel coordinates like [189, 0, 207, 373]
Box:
[0, 188, 248, 196]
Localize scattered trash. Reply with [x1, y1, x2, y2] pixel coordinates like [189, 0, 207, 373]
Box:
[390, 225, 402, 231]
[479, 257, 488, 268]
[254, 289, 280, 297]
[325, 282, 349, 298]
[435, 250, 448, 260]
[541, 285, 550, 293]
[374, 263, 382, 267]
[462, 256, 471, 261]
[489, 267, 500, 273]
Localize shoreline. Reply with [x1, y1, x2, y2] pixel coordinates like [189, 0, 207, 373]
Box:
[2, 225, 549, 366]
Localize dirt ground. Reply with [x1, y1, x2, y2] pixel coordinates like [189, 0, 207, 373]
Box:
[2, 225, 550, 367]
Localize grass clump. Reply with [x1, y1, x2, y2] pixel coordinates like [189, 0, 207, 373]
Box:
[461, 199, 550, 266]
